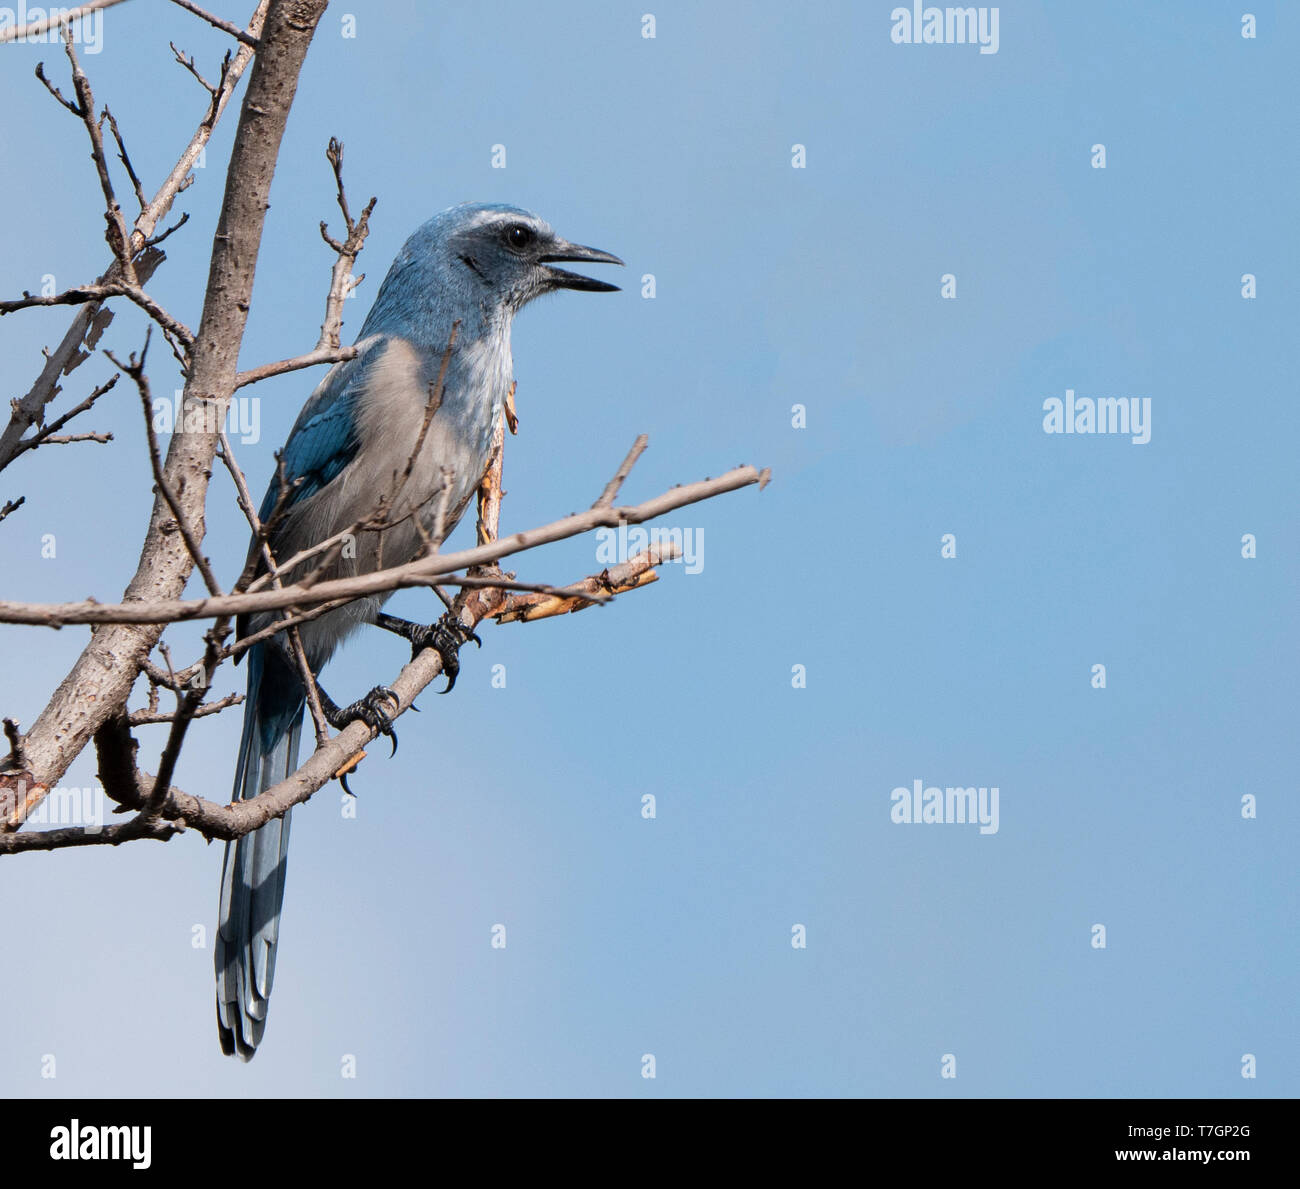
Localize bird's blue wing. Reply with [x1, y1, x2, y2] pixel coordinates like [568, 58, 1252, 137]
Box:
[255, 336, 387, 523]
[235, 338, 387, 650]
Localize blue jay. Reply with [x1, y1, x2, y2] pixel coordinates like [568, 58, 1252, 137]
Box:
[216, 203, 622, 1059]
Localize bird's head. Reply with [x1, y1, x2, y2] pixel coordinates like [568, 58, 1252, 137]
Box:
[361, 203, 622, 342]
[432, 203, 622, 312]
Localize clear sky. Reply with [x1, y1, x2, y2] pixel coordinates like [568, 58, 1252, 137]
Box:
[1, 0, 1295, 1097]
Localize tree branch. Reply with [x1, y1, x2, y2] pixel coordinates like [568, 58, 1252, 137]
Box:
[0, 0, 326, 835]
[0, 464, 765, 631]
[593, 434, 649, 508]
[7, 373, 118, 460]
[0, 281, 194, 347]
[316, 137, 376, 349]
[169, 0, 261, 47]
[233, 344, 357, 389]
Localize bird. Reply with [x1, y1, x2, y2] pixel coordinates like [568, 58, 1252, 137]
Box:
[215, 203, 622, 1059]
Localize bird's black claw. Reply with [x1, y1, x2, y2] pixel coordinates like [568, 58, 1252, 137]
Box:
[324, 685, 401, 756]
[407, 614, 480, 694]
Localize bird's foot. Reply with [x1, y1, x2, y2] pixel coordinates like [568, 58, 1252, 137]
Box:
[407, 612, 481, 693]
[320, 684, 401, 756]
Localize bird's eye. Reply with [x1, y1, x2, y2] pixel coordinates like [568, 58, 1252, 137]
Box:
[505, 224, 534, 251]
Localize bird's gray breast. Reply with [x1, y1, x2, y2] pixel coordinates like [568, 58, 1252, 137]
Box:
[354, 330, 509, 554]
[259, 330, 510, 669]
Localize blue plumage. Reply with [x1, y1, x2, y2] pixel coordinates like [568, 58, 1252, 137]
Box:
[215, 202, 621, 1059]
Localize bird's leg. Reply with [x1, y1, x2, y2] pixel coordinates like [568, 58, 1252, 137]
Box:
[314, 680, 401, 757]
[374, 609, 481, 693]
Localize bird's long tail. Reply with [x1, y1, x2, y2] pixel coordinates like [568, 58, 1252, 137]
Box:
[216, 644, 305, 1060]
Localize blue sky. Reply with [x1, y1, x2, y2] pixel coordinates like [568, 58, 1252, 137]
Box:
[0, 0, 1295, 1096]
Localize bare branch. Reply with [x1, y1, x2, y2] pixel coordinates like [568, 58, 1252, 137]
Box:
[493, 543, 678, 623]
[101, 106, 147, 213]
[233, 344, 358, 389]
[145, 212, 190, 251]
[129, 693, 244, 725]
[137, 621, 229, 819]
[0, 818, 183, 853]
[219, 596, 353, 662]
[0, 464, 765, 630]
[593, 433, 649, 508]
[0, 281, 195, 347]
[26, 431, 112, 448]
[169, 0, 261, 47]
[0, 497, 26, 525]
[170, 40, 220, 96]
[33, 62, 80, 114]
[8, 372, 119, 460]
[316, 137, 377, 350]
[52, 27, 138, 281]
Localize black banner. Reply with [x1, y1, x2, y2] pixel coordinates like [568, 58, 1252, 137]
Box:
[4, 1097, 1287, 1174]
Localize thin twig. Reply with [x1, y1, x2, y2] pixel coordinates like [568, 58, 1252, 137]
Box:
[28, 431, 112, 447]
[9, 373, 118, 459]
[594, 434, 649, 508]
[129, 692, 243, 726]
[168, 0, 261, 47]
[101, 107, 147, 212]
[55, 27, 137, 282]
[145, 212, 190, 251]
[233, 344, 357, 390]
[316, 138, 376, 350]
[170, 40, 220, 96]
[0, 282, 195, 347]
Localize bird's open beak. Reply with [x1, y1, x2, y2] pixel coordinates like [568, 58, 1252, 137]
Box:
[540, 241, 624, 292]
